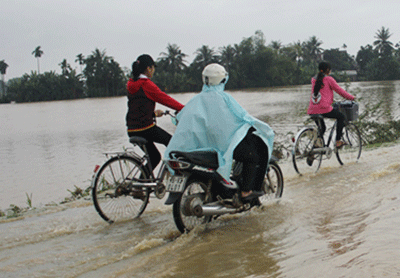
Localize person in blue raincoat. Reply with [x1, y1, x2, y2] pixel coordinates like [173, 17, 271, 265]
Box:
[164, 63, 275, 199]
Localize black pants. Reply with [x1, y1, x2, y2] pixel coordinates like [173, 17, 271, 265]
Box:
[318, 109, 346, 141]
[233, 130, 269, 192]
[128, 125, 171, 170]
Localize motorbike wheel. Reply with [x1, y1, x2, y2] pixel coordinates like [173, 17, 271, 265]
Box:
[259, 161, 284, 205]
[173, 178, 212, 233]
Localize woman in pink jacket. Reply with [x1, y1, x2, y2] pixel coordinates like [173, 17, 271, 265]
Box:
[307, 61, 355, 148]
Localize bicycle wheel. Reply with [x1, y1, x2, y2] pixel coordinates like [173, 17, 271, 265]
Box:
[92, 155, 150, 223]
[336, 123, 362, 165]
[259, 161, 283, 204]
[292, 128, 323, 174]
[173, 178, 212, 233]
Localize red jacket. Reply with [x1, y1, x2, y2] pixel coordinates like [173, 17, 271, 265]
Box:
[126, 77, 184, 130]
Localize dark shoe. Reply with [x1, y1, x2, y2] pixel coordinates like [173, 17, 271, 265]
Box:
[306, 155, 314, 166]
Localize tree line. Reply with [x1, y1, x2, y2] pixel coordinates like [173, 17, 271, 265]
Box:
[1, 27, 400, 103]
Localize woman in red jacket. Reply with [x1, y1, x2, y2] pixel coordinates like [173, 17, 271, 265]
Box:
[126, 54, 184, 170]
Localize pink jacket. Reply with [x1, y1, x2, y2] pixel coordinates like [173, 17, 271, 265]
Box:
[307, 75, 355, 114]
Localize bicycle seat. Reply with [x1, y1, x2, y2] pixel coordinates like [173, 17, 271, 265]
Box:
[129, 136, 148, 145]
[169, 150, 219, 169]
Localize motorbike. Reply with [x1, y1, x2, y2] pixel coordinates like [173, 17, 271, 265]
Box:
[163, 150, 284, 233]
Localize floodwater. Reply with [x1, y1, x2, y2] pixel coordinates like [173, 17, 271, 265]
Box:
[1, 81, 400, 277]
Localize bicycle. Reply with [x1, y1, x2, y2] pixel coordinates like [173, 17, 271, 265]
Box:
[91, 111, 175, 223]
[292, 100, 362, 175]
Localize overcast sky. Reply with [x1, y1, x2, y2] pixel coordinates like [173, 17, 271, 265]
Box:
[2, 0, 400, 80]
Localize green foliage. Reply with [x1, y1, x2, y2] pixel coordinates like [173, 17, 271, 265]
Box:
[355, 92, 400, 145]
[374, 26, 394, 58]
[323, 48, 355, 71]
[355, 97, 400, 145]
[83, 48, 127, 97]
[26, 193, 33, 208]
[364, 57, 400, 81]
[0, 60, 8, 75]
[358, 120, 400, 145]
[7, 71, 84, 102]
[3, 27, 400, 103]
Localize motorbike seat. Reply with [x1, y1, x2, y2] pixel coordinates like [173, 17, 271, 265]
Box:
[169, 150, 219, 169]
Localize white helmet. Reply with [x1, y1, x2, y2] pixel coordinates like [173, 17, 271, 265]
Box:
[202, 63, 227, 86]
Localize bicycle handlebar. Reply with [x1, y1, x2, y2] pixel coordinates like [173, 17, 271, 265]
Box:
[162, 110, 179, 125]
[163, 110, 179, 117]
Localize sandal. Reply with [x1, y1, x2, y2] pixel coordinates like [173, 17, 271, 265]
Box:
[241, 191, 263, 200]
[336, 140, 348, 149]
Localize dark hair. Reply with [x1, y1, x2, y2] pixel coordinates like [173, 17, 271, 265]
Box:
[313, 61, 331, 96]
[131, 54, 156, 81]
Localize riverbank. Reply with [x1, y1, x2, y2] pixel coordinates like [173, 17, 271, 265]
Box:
[0, 185, 92, 222]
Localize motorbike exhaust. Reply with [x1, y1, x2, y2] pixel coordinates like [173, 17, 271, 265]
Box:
[193, 204, 237, 217]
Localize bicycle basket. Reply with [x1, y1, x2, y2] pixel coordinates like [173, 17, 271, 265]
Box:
[333, 101, 359, 122]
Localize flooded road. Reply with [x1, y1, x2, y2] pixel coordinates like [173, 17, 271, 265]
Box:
[1, 81, 400, 277]
[1, 143, 400, 277]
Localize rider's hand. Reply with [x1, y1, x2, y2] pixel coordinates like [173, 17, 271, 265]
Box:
[154, 109, 164, 117]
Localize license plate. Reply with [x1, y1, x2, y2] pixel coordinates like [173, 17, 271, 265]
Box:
[165, 174, 187, 192]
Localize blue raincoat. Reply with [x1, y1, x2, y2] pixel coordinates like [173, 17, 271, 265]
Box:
[164, 79, 275, 181]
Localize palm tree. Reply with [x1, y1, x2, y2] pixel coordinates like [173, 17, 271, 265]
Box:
[84, 48, 109, 94]
[280, 41, 303, 64]
[395, 42, 400, 61]
[269, 40, 283, 53]
[218, 45, 236, 71]
[83, 48, 125, 97]
[159, 44, 188, 72]
[84, 48, 108, 78]
[75, 53, 85, 73]
[32, 46, 44, 74]
[303, 36, 323, 68]
[0, 60, 8, 97]
[373, 26, 393, 57]
[253, 30, 266, 51]
[193, 45, 218, 69]
[292, 41, 304, 64]
[59, 59, 71, 75]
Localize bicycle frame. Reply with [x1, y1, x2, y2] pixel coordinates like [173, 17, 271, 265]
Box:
[109, 110, 176, 191]
[91, 110, 178, 223]
[292, 111, 362, 175]
[92, 149, 167, 192]
[317, 119, 336, 150]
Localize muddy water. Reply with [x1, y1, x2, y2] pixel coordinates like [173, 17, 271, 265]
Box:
[1, 81, 400, 277]
[1, 144, 399, 277]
